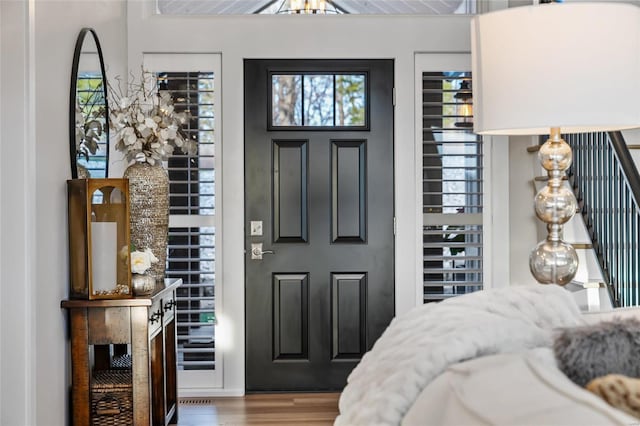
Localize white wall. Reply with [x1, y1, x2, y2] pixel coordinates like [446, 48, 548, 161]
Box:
[508, 136, 542, 286]
[0, 1, 126, 424]
[1, 1, 36, 424]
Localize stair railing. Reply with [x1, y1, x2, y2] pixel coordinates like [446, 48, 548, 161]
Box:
[565, 131, 640, 307]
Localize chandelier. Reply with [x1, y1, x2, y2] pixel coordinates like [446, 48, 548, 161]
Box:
[276, 0, 341, 14]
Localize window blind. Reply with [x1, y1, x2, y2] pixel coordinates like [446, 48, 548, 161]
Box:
[422, 72, 483, 303]
[157, 72, 216, 370]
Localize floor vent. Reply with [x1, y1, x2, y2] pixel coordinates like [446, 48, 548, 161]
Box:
[179, 397, 215, 405]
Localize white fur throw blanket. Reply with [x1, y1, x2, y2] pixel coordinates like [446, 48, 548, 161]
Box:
[335, 285, 584, 426]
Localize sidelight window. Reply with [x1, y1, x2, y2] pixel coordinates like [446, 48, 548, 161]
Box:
[156, 71, 217, 371]
[422, 71, 483, 303]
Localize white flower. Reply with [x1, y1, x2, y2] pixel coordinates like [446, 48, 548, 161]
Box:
[119, 97, 132, 109]
[129, 248, 158, 275]
[144, 248, 159, 263]
[130, 250, 152, 274]
[144, 117, 157, 130]
[162, 104, 174, 115]
[137, 124, 152, 138]
[123, 128, 137, 145]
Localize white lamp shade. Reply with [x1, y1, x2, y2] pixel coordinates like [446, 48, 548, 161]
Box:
[471, 3, 640, 136]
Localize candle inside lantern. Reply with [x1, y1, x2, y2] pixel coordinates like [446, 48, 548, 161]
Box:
[91, 221, 118, 294]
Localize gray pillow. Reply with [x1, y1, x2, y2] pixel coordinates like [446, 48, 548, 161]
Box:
[553, 317, 640, 387]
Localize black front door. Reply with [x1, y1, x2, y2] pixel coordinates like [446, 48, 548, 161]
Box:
[244, 59, 394, 391]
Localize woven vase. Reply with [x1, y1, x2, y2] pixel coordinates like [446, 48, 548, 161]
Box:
[124, 161, 169, 283]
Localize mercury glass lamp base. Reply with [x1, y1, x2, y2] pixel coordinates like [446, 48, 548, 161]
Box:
[529, 239, 579, 285]
[529, 127, 579, 286]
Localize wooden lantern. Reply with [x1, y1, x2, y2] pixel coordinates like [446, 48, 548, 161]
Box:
[67, 178, 131, 299]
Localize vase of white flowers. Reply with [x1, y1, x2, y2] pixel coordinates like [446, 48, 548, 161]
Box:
[130, 247, 159, 296]
[109, 70, 196, 282]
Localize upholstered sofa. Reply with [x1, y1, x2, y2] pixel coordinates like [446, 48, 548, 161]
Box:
[336, 285, 640, 426]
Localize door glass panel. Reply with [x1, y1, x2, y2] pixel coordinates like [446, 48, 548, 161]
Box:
[335, 74, 365, 126]
[303, 75, 334, 126]
[271, 73, 367, 128]
[272, 75, 302, 126]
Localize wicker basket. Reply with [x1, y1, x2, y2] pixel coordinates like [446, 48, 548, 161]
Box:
[91, 370, 133, 426]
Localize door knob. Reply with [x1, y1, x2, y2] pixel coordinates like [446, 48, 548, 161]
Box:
[251, 243, 275, 260]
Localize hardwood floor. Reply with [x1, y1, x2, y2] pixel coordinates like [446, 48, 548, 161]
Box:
[175, 393, 340, 425]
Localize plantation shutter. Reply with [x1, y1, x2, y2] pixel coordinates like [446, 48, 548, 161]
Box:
[157, 72, 217, 370]
[422, 72, 483, 303]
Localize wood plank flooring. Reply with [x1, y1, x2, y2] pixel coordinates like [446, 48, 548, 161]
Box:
[175, 393, 340, 426]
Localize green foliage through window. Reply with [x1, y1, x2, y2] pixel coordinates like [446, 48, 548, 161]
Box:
[272, 73, 366, 127]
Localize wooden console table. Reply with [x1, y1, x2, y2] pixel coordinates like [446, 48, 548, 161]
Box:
[62, 278, 182, 426]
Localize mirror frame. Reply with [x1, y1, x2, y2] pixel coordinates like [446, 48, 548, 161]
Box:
[69, 27, 109, 179]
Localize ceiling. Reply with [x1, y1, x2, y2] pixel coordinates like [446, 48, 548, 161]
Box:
[156, 0, 472, 15]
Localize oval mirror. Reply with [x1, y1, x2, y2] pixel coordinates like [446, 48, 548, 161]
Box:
[69, 28, 109, 179]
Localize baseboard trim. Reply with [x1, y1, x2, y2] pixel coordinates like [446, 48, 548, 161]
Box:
[178, 388, 245, 398]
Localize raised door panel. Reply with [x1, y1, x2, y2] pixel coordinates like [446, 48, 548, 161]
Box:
[273, 273, 309, 360]
[331, 273, 367, 359]
[273, 140, 309, 243]
[331, 140, 367, 243]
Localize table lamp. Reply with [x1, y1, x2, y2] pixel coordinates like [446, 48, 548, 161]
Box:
[471, 2, 640, 285]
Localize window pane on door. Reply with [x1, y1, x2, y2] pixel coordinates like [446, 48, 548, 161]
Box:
[272, 75, 302, 126]
[303, 75, 334, 126]
[335, 74, 365, 126]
